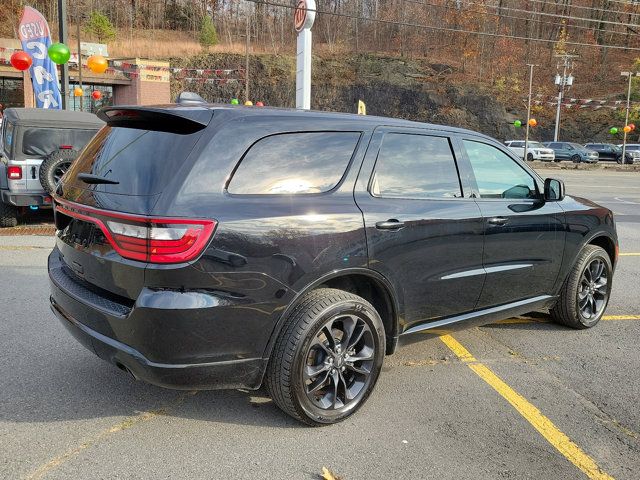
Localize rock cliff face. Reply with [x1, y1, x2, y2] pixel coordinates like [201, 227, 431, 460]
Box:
[170, 53, 628, 144]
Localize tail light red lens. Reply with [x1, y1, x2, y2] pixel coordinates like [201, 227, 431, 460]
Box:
[55, 199, 216, 264]
[7, 166, 22, 180]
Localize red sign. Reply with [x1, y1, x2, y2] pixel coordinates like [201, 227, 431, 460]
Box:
[294, 0, 308, 32]
[18, 6, 50, 41]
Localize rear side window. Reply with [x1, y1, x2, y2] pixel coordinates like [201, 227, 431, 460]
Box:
[22, 128, 97, 156]
[510, 141, 525, 148]
[3, 122, 14, 155]
[227, 132, 360, 194]
[64, 126, 204, 195]
[371, 133, 462, 199]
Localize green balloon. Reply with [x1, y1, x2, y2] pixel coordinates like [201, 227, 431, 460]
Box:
[48, 43, 70, 65]
[609, 127, 618, 134]
[231, 98, 239, 105]
[514, 120, 522, 128]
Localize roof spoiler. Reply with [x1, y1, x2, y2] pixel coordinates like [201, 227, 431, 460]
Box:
[97, 106, 213, 134]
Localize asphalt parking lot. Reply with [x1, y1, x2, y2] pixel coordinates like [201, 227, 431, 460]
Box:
[1, 168, 638, 480]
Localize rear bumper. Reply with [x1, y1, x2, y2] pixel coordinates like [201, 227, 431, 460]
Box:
[1, 189, 52, 207]
[48, 250, 270, 390]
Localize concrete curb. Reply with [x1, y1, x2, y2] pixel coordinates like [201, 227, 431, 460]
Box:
[529, 161, 640, 172]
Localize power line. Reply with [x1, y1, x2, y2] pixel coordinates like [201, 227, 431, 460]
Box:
[403, 0, 634, 37]
[244, 0, 640, 51]
[459, 0, 640, 29]
[499, 0, 639, 18]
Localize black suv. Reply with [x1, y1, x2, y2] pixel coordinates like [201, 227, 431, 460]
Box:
[48, 105, 617, 425]
[584, 143, 636, 164]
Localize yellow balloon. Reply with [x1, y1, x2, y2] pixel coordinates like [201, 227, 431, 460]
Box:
[87, 55, 108, 74]
[244, 100, 253, 106]
[624, 125, 632, 133]
[528, 118, 537, 127]
[73, 86, 83, 97]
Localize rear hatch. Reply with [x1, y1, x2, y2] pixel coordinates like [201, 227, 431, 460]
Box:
[53, 106, 214, 301]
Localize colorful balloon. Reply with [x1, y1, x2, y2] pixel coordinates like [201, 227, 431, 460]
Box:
[47, 43, 70, 64]
[91, 90, 102, 100]
[513, 120, 522, 128]
[73, 87, 83, 97]
[244, 100, 253, 106]
[230, 98, 239, 105]
[610, 127, 618, 135]
[528, 118, 537, 127]
[256, 101, 264, 107]
[10, 51, 32, 71]
[624, 125, 632, 133]
[87, 55, 108, 74]
[629, 123, 636, 131]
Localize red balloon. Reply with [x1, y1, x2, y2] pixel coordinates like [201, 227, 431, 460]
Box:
[630, 123, 636, 131]
[255, 101, 264, 107]
[91, 90, 102, 100]
[10, 51, 32, 71]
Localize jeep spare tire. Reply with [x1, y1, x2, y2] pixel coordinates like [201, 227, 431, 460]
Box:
[39, 149, 77, 193]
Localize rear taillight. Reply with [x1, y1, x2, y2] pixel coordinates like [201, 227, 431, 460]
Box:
[7, 166, 22, 180]
[59, 145, 73, 150]
[55, 200, 216, 264]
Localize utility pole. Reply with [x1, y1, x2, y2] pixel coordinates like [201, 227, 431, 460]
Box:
[76, 18, 83, 111]
[621, 70, 639, 163]
[245, 15, 250, 103]
[553, 54, 578, 142]
[524, 64, 536, 162]
[57, 0, 68, 109]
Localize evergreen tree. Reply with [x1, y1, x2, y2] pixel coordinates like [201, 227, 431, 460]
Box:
[83, 11, 116, 43]
[199, 15, 218, 48]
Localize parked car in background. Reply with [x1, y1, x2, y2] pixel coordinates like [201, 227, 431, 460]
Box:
[585, 143, 637, 164]
[0, 108, 103, 227]
[617, 144, 640, 163]
[48, 104, 617, 426]
[543, 142, 599, 163]
[504, 140, 555, 161]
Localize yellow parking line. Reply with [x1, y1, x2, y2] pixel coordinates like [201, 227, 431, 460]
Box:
[440, 334, 614, 480]
[603, 315, 640, 320]
[619, 253, 640, 256]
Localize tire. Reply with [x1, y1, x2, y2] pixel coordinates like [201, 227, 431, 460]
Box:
[0, 202, 18, 228]
[39, 149, 77, 194]
[266, 288, 385, 426]
[551, 245, 612, 329]
[571, 154, 581, 163]
[553, 158, 561, 163]
[527, 152, 534, 161]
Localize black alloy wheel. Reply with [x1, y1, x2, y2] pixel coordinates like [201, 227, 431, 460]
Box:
[577, 258, 609, 321]
[302, 313, 376, 412]
[266, 288, 385, 426]
[551, 245, 612, 328]
[571, 154, 581, 163]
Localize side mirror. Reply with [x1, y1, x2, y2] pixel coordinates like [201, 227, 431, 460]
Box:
[544, 178, 565, 201]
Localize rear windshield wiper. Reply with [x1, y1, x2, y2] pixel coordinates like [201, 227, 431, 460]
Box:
[77, 173, 120, 185]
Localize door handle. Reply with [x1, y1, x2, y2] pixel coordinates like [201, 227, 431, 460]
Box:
[375, 219, 405, 231]
[487, 216, 508, 226]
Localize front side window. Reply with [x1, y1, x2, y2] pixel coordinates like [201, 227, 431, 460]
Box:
[228, 132, 361, 194]
[463, 140, 538, 199]
[371, 133, 462, 199]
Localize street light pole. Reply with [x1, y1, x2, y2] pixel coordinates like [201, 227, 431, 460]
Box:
[245, 15, 250, 103]
[621, 71, 637, 163]
[77, 18, 83, 111]
[524, 64, 535, 163]
[57, 0, 68, 109]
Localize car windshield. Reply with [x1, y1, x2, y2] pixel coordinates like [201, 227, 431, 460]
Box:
[570, 143, 586, 150]
[529, 142, 544, 148]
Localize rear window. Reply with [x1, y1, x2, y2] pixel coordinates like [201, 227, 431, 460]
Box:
[22, 127, 98, 156]
[227, 132, 361, 194]
[64, 126, 204, 195]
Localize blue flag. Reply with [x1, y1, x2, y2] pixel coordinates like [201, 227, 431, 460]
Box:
[18, 6, 62, 109]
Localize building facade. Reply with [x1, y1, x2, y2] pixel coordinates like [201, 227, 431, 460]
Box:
[0, 39, 170, 112]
